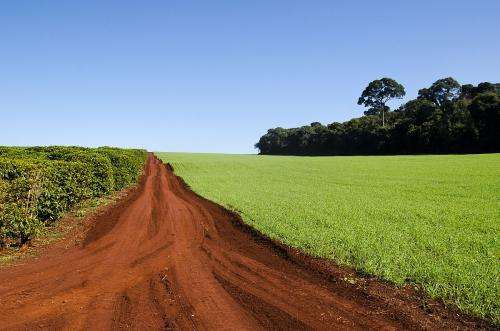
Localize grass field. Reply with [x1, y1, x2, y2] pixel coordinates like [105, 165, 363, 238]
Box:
[157, 152, 499, 323]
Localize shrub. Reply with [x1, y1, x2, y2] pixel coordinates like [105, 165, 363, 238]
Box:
[45, 149, 115, 196]
[0, 203, 43, 246]
[97, 147, 146, 190]
[0, 146, 147, 247]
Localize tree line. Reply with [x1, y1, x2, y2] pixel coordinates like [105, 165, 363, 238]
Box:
[255, 78, 499, 155]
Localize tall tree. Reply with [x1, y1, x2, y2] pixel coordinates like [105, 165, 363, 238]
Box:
[468, 92, 500, 150]
[357, 78, 406, 127]
[460, 82, 496, 100]
[418, 77, 461, 106]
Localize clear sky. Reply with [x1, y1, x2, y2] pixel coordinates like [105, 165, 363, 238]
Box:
[1, 1, 499, 153]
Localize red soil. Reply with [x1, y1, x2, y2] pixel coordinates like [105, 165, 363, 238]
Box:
[0, 154, 490, 330]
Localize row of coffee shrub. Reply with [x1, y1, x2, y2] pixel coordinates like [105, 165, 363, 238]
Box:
[0, 146, 147, 247]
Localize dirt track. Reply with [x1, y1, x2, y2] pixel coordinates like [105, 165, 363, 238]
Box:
[0, 154, 488, 330]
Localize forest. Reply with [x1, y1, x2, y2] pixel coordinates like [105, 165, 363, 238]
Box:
[255, 78, 499, 155]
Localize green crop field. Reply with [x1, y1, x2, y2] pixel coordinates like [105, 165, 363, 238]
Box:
[157, 152, 500, 323]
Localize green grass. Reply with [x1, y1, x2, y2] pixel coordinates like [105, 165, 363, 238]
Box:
[156, 152, 500, 323]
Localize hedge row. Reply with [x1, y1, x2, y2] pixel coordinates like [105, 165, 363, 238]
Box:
[0, 146, 147, 247]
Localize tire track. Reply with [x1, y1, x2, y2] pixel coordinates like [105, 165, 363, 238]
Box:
[0, 154, 488, 330]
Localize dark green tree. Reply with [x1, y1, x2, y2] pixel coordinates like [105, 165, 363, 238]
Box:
[468, 92, 500, 150]
[418, 77, 461, 106]
[255, 79, 499, 156]
[357, 78, 406, 127]
[460, 82, 496, 99]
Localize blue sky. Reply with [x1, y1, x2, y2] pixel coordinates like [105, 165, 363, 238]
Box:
[1, 1, 499, 153]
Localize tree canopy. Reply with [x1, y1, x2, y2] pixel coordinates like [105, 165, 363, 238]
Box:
[357, 78, 406, 127]
[256, 78, 499, 155]
[417, 77, 461, 106]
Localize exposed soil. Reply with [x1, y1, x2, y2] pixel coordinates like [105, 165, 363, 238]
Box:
[0, 154, 491, 330]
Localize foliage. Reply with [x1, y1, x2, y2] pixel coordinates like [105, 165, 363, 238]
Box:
[417, 77, 461, 106]
[357, 77, 406, 127]
[97, 147, 148, 190]
[256, 79, 499, 155]
[0, 146, 147, 247]
[158, 152, 500, 324]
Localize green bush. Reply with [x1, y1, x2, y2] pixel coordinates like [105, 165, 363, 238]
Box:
[35, 160, 94, 222]
[0, 146, 147, 247]
[0, 203, 43, 247]
[97, 147, 147, 190]
[44, 149, 115, 196]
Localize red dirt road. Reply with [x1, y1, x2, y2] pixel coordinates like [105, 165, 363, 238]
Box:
[0, 154, 488, 330]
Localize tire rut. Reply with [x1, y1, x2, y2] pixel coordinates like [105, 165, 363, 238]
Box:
[0, 154, 489, 330]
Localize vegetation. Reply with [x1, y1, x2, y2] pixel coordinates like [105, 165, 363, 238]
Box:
[158, 152, 500, 323]
[256, 78, 499, 155]
[0, 146, 147, 247]
[357, 77, 406, 127]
